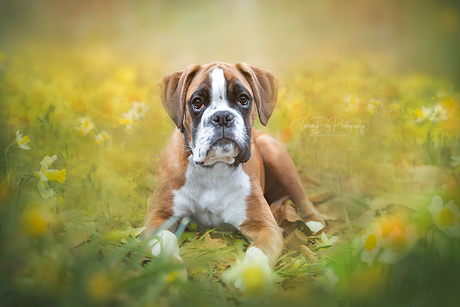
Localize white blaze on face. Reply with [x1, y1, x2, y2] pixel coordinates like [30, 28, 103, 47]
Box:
[192, 67, 247, 166]
[210, 68, 227, 107]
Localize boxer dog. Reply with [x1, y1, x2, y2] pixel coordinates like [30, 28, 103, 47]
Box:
[144, 62, 325, 291]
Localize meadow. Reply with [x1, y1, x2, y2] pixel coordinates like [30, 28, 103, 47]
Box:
[0, 44, 459, 307]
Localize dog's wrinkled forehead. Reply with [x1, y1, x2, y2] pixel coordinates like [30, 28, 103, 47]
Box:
[186, 63, 252, 102]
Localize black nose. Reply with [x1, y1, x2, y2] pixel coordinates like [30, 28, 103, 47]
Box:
[210, 111, 234, 128]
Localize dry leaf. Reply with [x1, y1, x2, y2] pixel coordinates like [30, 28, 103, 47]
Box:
[203, 233, 227, 249]
[300, 245, 318, 264]
[271, 196, 304, 234]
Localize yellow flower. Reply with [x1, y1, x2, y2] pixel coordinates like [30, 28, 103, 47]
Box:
[166, 270, 180, 283]
[33, 155, 66, 199]
[11, 130, 31, 150]
[414, 104, 448, 123]
[12, 105, 42, 128]
[95, 131, 111, 145]
[100, 102, 114, 119]
[345, 96, 366, 114]
[366, 103, 376, 114]
[86, 272, 113, 301]
[72, 98, 86, 112]
[414, 108, 425, 120]
[21, 209, 49, 237]
[360, 225, 383, 266]
[224, 248, 277, 295]
[225, 263, 272, 295]
[379, 224, 418, 264]
[120, 101, 150, 131]
[443, 118, 457, 134]
[428, 195, 460, 237]
[318, 232, 339, 246]
[76, 117, 95, 135]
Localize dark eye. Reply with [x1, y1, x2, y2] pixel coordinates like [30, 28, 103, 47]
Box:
[192, 97, 204, 111]
[238, 94, 250, 107]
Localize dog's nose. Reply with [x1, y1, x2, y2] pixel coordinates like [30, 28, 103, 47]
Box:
[210, 111, 234, 128]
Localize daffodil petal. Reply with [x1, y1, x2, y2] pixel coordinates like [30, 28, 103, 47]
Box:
[44, 169, 66, 184]
[37, 179, 54, 199]
[428, 195, 444, 216]
[445, 200, 460, 217]
[40, 155, 57, 171]
[379, 248, 405, 264]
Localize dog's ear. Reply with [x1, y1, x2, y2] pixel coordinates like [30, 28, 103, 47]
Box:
[158, 64, 201, 130]
[236, 62, 278, 126]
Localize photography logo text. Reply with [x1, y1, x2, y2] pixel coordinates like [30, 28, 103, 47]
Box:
[291, 116, 366, 137]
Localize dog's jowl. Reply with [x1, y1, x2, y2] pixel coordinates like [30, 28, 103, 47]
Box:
[143, 62, 325, 291]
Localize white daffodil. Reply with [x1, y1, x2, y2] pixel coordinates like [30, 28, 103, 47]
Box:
[12, 130, 31, 150]
[431, 103, 449, 122]
[33, 155, 66, 199]
[414, 106, 432, 123]
[344, 96, 366, 114]
[120, 101, 150, 131]
[95, 131, 111, 145]
[428, 195, 460, 238]
[319, 232, 339, 246]
[224, 248, 279, 295]
[366, 100, 381, 115]
[360, 225, 384, 266]
[414, 103, 448, 123]
[379, 224, 418, 264]
[76, 117, 95, 135]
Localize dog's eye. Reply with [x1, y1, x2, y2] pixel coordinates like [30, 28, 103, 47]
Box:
[238, 94, 249, 107]
[192, 97, 204, 111]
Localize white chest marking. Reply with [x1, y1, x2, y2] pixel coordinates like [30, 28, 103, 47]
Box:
[172, 156, 251, 230]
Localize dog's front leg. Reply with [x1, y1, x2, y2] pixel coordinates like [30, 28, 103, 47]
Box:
[233, 193, 283, 293]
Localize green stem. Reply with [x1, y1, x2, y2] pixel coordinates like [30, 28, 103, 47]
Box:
[4, 144, 12, 186]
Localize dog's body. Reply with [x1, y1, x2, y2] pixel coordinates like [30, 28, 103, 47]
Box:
[144, 62, 325, 289]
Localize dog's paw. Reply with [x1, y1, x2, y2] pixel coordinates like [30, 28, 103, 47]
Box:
[224, 247, 277, 295]
[302, 201, 326, 234]
[148, 230, 183, 262]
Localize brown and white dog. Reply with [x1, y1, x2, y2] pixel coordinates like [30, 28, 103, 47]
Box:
[143, 62, 325, 290]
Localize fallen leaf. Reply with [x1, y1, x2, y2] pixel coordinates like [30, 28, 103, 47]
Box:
[271, 196, 304, 234]
[300, 245, 318, 264]
[203, 233, 227, 249]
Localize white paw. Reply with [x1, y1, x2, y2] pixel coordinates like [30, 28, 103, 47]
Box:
[306, 221, 325, 234]
[148, 230, 183, 262]
[224, 247, 277, 295]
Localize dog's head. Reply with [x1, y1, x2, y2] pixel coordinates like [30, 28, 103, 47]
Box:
[158, 62, 278, 166]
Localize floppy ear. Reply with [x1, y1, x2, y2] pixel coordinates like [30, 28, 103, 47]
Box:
[158, 64, 201, 130]
[236, 62, 278, 126]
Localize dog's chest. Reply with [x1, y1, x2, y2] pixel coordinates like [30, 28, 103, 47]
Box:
[172, 158, 251, 230]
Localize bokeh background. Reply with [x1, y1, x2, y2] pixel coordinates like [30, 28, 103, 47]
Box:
[1, 1, 460, 306]
[2, 0, 460, 79]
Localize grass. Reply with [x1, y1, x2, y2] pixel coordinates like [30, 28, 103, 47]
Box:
[0, 45, 460, 306]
